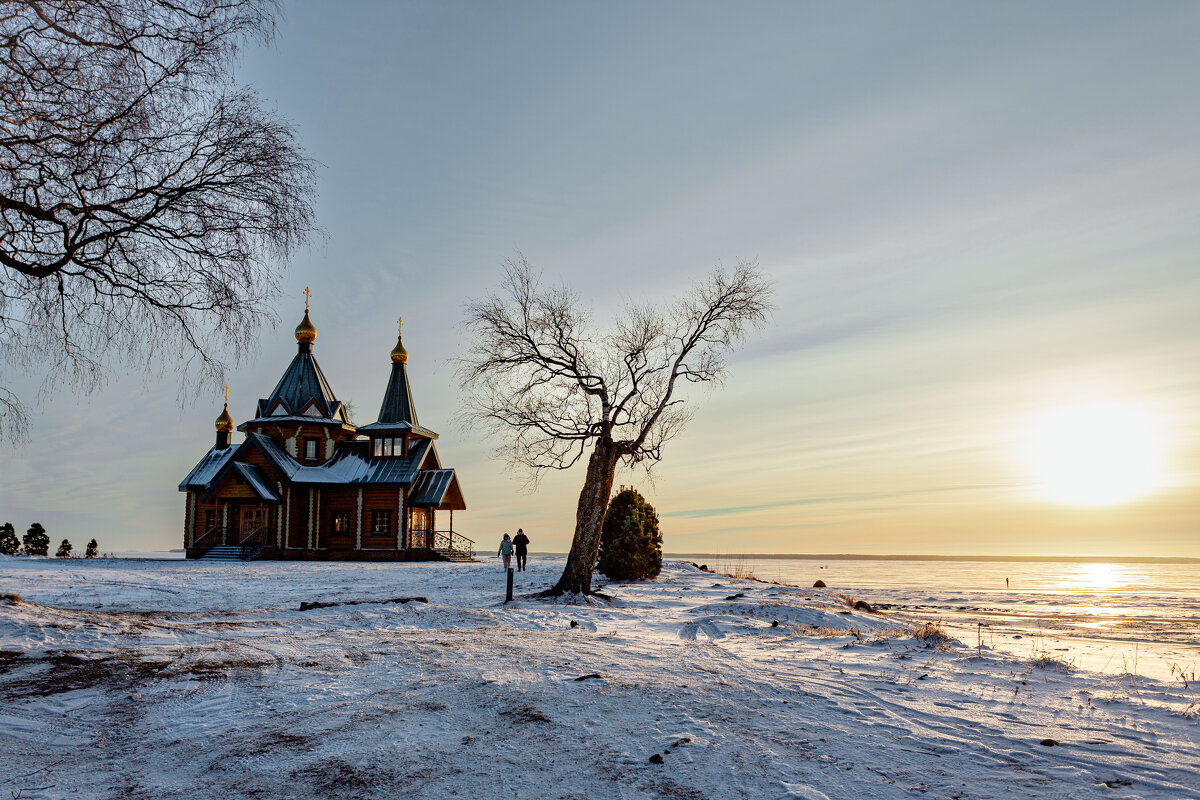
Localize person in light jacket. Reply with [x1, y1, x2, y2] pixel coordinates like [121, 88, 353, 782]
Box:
[497, 533, 513, 570]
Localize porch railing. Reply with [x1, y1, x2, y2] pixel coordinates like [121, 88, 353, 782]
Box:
[238, 526, 273, 559]
[192, 526, 225, 555]
[430, 530, 474, 558]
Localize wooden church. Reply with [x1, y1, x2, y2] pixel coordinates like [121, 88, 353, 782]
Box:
[178, 294, 470, 561]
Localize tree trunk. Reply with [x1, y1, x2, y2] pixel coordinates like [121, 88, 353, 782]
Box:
[546, 440, 619, 595]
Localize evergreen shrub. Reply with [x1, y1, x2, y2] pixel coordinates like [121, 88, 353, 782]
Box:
[597, 487, 662, 581]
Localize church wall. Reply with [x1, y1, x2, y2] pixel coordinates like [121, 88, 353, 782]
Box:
[286, 487, 310, 548]
[321, 486, 355, 549]
[362, 488, 400, 549]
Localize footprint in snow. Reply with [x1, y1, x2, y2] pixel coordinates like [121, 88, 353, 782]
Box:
[677, 620, 724, 641]
[778, 784, 830, 800]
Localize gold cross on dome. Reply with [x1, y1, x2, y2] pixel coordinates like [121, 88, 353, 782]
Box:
[303, 286, 312, 312]
[397, 316, 403, 335]
[223, 383, 230, 404]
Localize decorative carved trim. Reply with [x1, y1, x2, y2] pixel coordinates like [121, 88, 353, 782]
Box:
[355, 489, 363, 550]
[307, 489, 314, 549]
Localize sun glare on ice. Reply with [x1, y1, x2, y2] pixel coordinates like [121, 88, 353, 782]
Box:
[1024, 402, 1165, 506]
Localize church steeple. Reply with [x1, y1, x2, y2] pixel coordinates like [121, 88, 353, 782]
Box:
[390, 317, 408, 364]
[215, 384, 234, 449]
[295, 286, 317, 351]
[378, 316, 418, 427]
[248, 287, 348, 426]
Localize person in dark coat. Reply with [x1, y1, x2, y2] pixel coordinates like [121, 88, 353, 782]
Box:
[512, 528, 530, 572]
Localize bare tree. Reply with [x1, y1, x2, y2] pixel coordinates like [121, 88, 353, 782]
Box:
[460, 256, 772, 596]
[0, 0, 317, 442]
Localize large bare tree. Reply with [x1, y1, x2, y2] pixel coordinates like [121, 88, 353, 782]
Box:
[0, 0, 317, 442]
[460, 256, 772, 596]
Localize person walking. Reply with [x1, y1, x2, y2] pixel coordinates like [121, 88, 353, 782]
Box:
[513, 529, 530, 572]
[497, 533, 513, 570]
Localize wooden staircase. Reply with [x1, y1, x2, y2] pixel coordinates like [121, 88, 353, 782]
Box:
[198, 545, 250, 561]
[430, 530, 476, 562]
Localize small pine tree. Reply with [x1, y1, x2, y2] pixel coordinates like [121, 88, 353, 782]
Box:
[56, 539, 72, 558]
[85, 538, 98, 559]
[23, 523, 49, 557]
[597, 487, 663, 581]
[0, 523, 18, 555]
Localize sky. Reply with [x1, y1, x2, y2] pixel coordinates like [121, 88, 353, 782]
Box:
[3, 1, 1199, 556]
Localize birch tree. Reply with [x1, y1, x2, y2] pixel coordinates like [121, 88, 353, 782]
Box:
[0, 0, 318, 442]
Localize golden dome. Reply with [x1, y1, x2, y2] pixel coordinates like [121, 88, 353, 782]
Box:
[215, 402, 234, 432]
[390, 316, 408, 363]
[295, 309, 317, 344]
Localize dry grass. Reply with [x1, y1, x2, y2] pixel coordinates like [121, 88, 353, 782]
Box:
[1028, 651, 1076, 672]
[910, 621, 952, 650]
[712, 554, 756, 580]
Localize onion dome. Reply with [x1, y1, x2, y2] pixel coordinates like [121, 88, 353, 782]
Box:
[215, 402, 234, 432]
[295, 285, 317, 345]
[390, 316, 408, 364]
[295, 309, 317, 344]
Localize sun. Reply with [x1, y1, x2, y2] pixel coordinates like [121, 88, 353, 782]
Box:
[1023, 402, 1165, 506]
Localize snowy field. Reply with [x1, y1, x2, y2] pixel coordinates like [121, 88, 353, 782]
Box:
[1, 557, 1198, 799]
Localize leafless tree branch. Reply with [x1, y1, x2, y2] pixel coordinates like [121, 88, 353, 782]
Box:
[0, 0, 318, 442]
[458, 255, 772, 594]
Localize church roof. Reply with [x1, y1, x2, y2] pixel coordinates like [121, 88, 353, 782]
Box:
[409, 469, 458, 508]
[356, 359, 437, 439]
[179, 433, 441, 492]
[178, 444, 238, 489]
[232, 462, 281, 502]
[253, 345, 348, 424]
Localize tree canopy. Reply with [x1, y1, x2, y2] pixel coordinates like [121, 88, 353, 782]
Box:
[0, 0, 318, 442]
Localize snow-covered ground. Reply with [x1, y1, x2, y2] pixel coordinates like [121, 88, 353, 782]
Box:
[1, 557, 1197, 799]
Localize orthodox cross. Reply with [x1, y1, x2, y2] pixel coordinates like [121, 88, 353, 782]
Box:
[303, 286, 312, 312]
[223, 384, 230, 405]
[397, 316, 403, 335]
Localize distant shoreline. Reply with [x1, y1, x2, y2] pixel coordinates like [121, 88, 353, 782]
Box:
[667, 553, 1200, 564]
[520, 552, 1200, 564]
[35, 551, 1200, 565]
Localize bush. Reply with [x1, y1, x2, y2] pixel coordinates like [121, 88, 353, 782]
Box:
[0, 523, 18, 555]
[23, 523, 49, 557]
[85, 538, 98, 559]
[56, 539, 72, 558]
[597, 487, 662, 581]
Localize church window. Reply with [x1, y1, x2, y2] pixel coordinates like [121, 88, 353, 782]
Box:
[371, 510, 392, 535]
[304, 438, 318, 461]
[331, 511, 351, 536]
[373, 438, 406, 458]
[204, 510, 216, 531]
